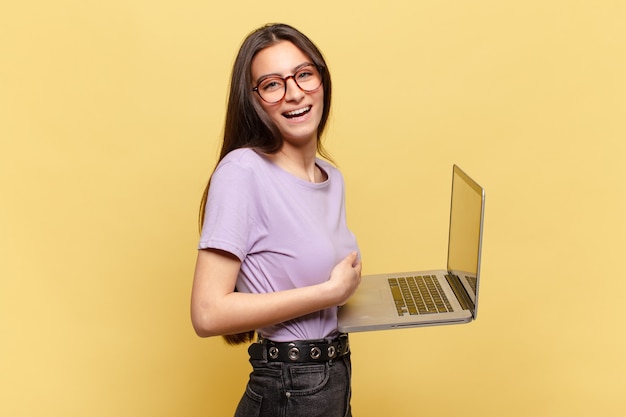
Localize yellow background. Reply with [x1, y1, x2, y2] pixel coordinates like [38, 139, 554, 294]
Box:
[2, 1, 625, 416]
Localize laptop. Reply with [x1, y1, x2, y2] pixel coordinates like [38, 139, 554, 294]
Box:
[338, 165, 485, 332]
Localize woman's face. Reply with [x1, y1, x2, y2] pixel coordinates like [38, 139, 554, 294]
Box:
[250, 41, 324, 148]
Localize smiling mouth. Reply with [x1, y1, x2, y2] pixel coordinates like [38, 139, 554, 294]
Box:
[283, 106, 311, 119]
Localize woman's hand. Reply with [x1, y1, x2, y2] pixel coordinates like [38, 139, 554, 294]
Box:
[326, 251, 362, 306]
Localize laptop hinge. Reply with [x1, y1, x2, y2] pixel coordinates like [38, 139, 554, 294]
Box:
[445, 274, 475, 313]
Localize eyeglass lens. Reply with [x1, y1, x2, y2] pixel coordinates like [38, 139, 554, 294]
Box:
[255, 65, 322, 103]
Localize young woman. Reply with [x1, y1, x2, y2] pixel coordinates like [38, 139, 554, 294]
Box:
[191, 23, 362, 417]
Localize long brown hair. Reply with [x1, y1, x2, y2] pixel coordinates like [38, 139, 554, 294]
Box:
[199, 24, 334, 345]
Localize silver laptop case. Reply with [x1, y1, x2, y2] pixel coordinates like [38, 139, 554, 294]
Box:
[337, 165, 485, 333]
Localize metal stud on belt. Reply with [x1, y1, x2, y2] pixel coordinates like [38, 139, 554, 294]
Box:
[269, 346, 279, 359]
[327, 345, 336, 358]
[288, 347, 300, 361]
[310, 346, 321, 359]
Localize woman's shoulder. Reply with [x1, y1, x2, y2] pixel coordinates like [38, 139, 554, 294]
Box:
[220, 147, 262, 165]
[316, 157, 336, 171]
[316, 158, 343, 181]
[216, 148, 266, 173]
[210, 149, 266, 194]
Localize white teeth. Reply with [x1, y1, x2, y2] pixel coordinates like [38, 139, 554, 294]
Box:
[285, 106, 311, 117]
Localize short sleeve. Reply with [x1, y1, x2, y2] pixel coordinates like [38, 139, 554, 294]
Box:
[198, 157, 261, 261]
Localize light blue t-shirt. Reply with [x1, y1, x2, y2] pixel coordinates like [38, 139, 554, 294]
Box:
[199, 148, 359, 342]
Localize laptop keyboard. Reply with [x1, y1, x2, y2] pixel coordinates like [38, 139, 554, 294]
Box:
[466, 275, 477, 293]
[388, 276, 453, 316]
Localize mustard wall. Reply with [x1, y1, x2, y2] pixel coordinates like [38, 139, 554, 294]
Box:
[1, 1, 625, 416]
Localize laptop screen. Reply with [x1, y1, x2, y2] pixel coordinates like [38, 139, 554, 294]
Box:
[446, 165, 485, 317]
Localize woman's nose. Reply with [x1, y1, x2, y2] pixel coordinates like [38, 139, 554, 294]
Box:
[284, 77, 304, 102]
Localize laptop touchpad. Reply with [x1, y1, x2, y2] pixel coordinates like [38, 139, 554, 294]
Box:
[350, 289, 384, 305]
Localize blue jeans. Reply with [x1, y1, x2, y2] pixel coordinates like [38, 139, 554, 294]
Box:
[234, 354, 352, 417]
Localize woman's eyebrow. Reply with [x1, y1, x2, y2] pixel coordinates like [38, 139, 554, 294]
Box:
[255, 62, 313, 83]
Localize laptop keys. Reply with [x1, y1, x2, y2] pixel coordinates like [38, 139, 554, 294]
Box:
[388, 276, 453, 316]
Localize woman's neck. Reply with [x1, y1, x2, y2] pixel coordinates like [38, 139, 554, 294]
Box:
[266, 143, 325, 183]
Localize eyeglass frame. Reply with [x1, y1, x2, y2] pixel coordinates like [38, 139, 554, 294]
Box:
[252, 63, 323, 104]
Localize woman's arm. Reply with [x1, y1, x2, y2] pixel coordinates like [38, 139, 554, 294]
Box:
[190, 248, 362, 338]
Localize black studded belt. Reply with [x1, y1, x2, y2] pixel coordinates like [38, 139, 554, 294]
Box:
[248, 334, 350, 363]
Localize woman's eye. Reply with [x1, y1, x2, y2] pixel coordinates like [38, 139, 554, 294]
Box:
[261, 79, 283, 91]
[297, 71, 313, 80]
